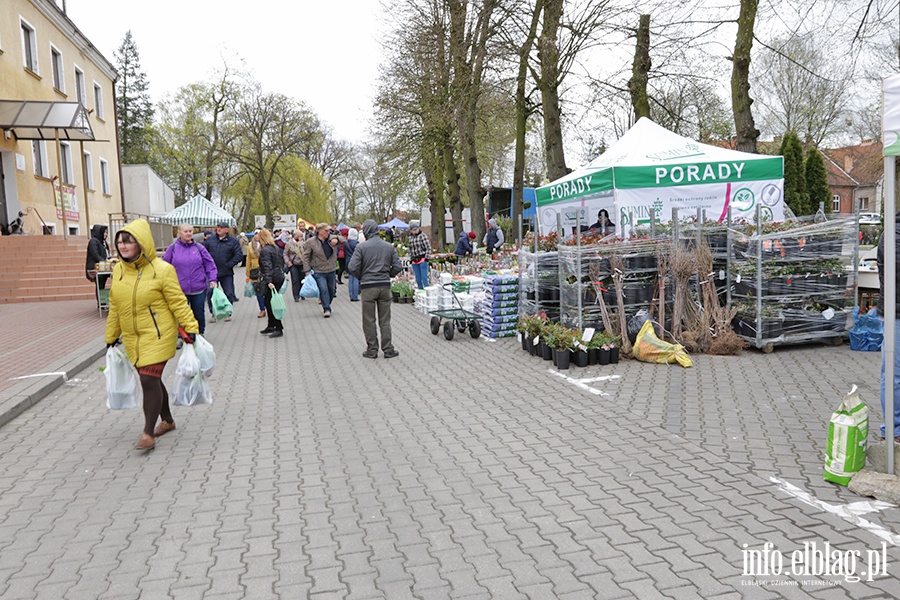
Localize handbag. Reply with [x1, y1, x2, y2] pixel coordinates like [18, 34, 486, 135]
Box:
[249, 268, 261, 280]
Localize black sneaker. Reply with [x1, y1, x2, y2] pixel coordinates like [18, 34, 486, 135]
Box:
[260, 328, 275, 334]
[383, 349, 399, 359]
[269, 331, 284, 338]
[362, 350, 378, 359]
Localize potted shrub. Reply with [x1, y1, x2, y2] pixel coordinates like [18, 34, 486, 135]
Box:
[540, 322, 559, 361]
[554, 327, 576, 370]
[517, 313, 543, 353]
[607, 334, 620, 364]
[595, 332, 614, 365]
[586, 332, 604, 365]
[390, 281, 402, 303]
[572, 336, 589, 367]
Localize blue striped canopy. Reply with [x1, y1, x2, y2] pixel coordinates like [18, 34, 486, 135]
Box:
[161, 195, 236, 228]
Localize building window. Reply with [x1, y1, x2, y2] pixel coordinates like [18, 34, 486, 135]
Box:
[51, 45, 64, 92]
[93, 82, 104, 119]
[20, 18, 38, 73]
[74, 66, 86, 105]
[859, 196, 870, 211]
[32, 140, 48, 177]
[832, 194, 841, 213]
[100, 158, 110, 195]
[60, 141, 73, 184]
[83, 150, 94, 190]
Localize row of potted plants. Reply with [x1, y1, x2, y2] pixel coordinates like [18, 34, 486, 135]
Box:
[516, 313, 620, 370]
[390, 279, 416, 303]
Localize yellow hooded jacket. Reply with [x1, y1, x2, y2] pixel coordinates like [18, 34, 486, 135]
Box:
[104, 219, 199, 367]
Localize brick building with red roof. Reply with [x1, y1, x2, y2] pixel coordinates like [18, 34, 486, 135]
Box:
[821, 140, 883, 215]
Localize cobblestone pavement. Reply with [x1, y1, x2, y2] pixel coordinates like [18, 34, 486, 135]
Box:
[0, 281, 898, 599]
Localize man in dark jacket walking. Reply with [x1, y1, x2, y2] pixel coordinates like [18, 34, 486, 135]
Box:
[348, 220, 402, 359]
[203, 222, 243, 317]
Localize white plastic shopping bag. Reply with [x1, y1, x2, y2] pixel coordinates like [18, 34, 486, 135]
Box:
[194, 335, 216, 377]
[104, 346, 141, 410]
[172, 371, 213, 406]
[175, 343, 201, 378]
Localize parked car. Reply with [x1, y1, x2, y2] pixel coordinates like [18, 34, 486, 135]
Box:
[858, 212, 882, 225]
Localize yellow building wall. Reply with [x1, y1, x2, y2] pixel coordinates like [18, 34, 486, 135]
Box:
[0, 0, 122, 235]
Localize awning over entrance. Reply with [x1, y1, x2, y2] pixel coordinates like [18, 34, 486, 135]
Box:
[0, 100, 95, 141]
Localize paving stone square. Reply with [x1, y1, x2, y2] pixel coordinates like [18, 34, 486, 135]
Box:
[0, 286, 898, 598]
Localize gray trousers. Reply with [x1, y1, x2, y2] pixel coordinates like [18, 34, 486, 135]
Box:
[361, 286, 393, 353]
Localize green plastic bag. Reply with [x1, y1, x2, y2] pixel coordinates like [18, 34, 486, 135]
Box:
[210, 286, 233, 319]
[244, 280, 255, 298]
[824, 385, 868, 486]
[270, 290, 286, 320]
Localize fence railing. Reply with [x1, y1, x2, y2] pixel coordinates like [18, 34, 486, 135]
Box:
[108, 213, 173, 251]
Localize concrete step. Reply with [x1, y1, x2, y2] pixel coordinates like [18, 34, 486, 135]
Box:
[0, 292, 95, 303]
[0, 278, 97, 291]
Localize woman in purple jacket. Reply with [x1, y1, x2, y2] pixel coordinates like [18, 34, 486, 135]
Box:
[163, 223, 218, 334]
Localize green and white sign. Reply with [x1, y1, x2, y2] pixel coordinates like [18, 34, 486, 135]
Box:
[536, 119, 785, 235]
[884, 74, 900, 156]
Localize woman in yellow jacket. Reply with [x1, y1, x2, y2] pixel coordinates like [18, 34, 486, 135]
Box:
[105, 219, 199, 450]
[246, 231, 267, 318]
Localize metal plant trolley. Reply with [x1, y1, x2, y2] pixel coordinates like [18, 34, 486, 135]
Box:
[428, 283, 482, 340]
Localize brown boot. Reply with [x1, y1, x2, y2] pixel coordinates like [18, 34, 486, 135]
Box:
[258, 310, 267, 318]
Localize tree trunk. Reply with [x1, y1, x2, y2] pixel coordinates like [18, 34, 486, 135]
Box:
[731, 0, 760, 153]
[443, 139, 463, 244]
[424, 164, 441, 248]
[628, 15, 652, 121]
[539, 0, 567, 182]
[513, 0, 543, 225]
[448, 0, 495, 243]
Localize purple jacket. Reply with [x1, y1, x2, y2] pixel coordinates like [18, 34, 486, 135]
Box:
[163, 238, 218, 295]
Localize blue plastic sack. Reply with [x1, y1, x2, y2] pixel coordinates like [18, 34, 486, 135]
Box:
[300, 272, 319, 299]
[279, 279, 289, 294]
[849, 306, 883, 351]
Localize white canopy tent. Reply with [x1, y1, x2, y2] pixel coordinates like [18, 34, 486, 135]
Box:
[535, 118, 785, 235]
[160, 195, 236, 228]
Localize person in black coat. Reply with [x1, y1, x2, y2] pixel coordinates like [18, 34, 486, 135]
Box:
[203, 221, 243, 310]
[257, 228, 286, 338]
[590, 209, 615, 236]
[85, 224, 110, 300]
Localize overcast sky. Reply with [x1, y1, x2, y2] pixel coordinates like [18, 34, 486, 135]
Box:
[63, 0, 384, 143]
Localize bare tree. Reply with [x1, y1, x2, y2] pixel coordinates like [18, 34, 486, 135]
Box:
[753, 32, 853, 146]
[227, 85, 320, 227]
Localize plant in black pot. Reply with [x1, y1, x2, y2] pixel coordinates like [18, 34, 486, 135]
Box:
[553, 327, 576, 370]
[390, 280, 402, 303]
[572, 335, 589, 367]
[541, 322, 560, 361]
[398, 280, 415, 303]
[586, 331, 605, 365]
